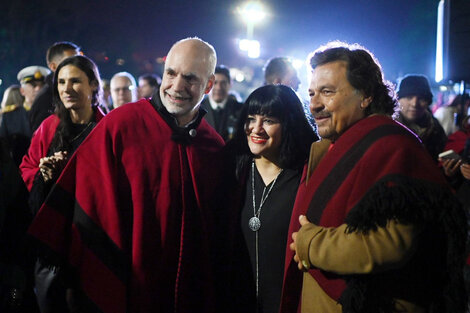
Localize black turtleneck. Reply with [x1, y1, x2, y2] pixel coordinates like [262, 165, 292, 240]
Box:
[149, 93, 207, 145]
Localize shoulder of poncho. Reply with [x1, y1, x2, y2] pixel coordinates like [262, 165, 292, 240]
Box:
[99, 99, 159, 129]
[35, 114, 60, 136]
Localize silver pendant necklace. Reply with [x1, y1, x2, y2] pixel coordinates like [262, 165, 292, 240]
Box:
[249, 159, 283, 303]
[249, 160, 283, 231]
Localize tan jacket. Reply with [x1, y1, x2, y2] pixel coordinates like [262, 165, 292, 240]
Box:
[296, 221, 425, 313]
[297, 139, 425, 312]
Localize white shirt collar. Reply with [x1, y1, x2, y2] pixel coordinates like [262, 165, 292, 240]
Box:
[208, 96, 228, 110]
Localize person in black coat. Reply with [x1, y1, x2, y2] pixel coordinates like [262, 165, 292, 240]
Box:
[200, 65, 242, 141]
[0, 137, 38, 312]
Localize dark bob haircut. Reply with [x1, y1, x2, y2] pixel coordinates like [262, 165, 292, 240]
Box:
[309, 41, 396, 116]
[230, 84, 318, 178]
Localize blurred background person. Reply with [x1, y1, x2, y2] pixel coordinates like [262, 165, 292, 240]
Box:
[110, 71, 137, 109]
[438, 98, 470, 293]
[263, 57, 300, 91]
[264, 57, 315, 133]
[440, 108, 470, 208]
[225, 85, 317, 313]
[17, 66, 50, 112]
[29, 41, 81, 132]
[394, 74, 447, 161]
[435, 93, 470, 136]
[201, 65, 242, 141]
[20, 55, 105, 313]
[0, 85, 30, 166]
[138, 73, 161, 98]
[100, 78, 113, 112]
[0, 137, 38, 313]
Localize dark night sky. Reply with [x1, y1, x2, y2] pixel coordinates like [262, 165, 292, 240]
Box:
[1, 0, 440, 97]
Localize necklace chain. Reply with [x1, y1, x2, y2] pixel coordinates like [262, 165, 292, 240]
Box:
[250, 160, 283, 231]
[70, 121, 93, 143]
[250, 159, 283, 304]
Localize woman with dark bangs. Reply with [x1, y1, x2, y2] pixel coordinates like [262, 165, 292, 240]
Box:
[225, 84, 318, 313]
[20, 54, 105, 313]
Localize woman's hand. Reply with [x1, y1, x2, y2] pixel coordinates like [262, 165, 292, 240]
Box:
[439, 158, 462, 177]
[39, 151, 68, 183]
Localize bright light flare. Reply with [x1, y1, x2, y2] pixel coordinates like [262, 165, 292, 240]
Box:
[239, 39, 260, 59]
[237, 1, 266, 24]
[292, 58, 304, 70]
[235, 73, 245, 82]
[435, 0, 444, 82]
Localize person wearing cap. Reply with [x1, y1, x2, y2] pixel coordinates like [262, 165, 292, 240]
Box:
[17, 65, 50, 111]
[394, 74, 447, 161]
[0, 85, 31, 166]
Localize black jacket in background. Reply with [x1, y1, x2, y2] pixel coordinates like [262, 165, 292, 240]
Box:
[29, 73, 54, 133]
[200, 95, 242, 142]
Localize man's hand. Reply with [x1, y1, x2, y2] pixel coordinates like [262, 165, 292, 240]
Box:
[39, 151, 68, 183]
[439, 157, 462, 177]
[290, 214, 312, 271]
[460, 163, 470, 180]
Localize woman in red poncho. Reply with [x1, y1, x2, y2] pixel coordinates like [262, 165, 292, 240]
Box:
[19, 54, 105, 313]
[21, 55, 105, 210]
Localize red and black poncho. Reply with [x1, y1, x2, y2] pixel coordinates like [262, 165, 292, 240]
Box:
[28, 97, 225, 313]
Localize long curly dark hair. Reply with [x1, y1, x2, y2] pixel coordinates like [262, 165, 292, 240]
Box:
[229, 84, 318, 179]
[50, 55, 102, 152]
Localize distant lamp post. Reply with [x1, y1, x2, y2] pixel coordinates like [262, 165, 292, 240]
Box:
[237, 1, 266, 39]
[236, 1, 267, 59]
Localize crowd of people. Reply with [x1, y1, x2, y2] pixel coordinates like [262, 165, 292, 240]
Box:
[0, 37, 469, 313]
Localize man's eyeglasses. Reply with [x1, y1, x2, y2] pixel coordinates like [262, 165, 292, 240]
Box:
[112, 86, 135, 93]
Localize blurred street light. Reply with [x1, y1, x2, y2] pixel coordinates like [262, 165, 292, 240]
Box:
[239, 39, 260, 58]
[292, 58, 304, 70]
[236, 1, 267, 59]
[237, 1, 267, 39]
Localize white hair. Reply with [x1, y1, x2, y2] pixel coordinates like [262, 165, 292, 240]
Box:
[110, 71, 137, 88]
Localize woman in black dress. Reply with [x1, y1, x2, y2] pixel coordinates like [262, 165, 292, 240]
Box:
[227, 84, 317, 313]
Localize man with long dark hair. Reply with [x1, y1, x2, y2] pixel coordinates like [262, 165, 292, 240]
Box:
[282, 41, 467, 313]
